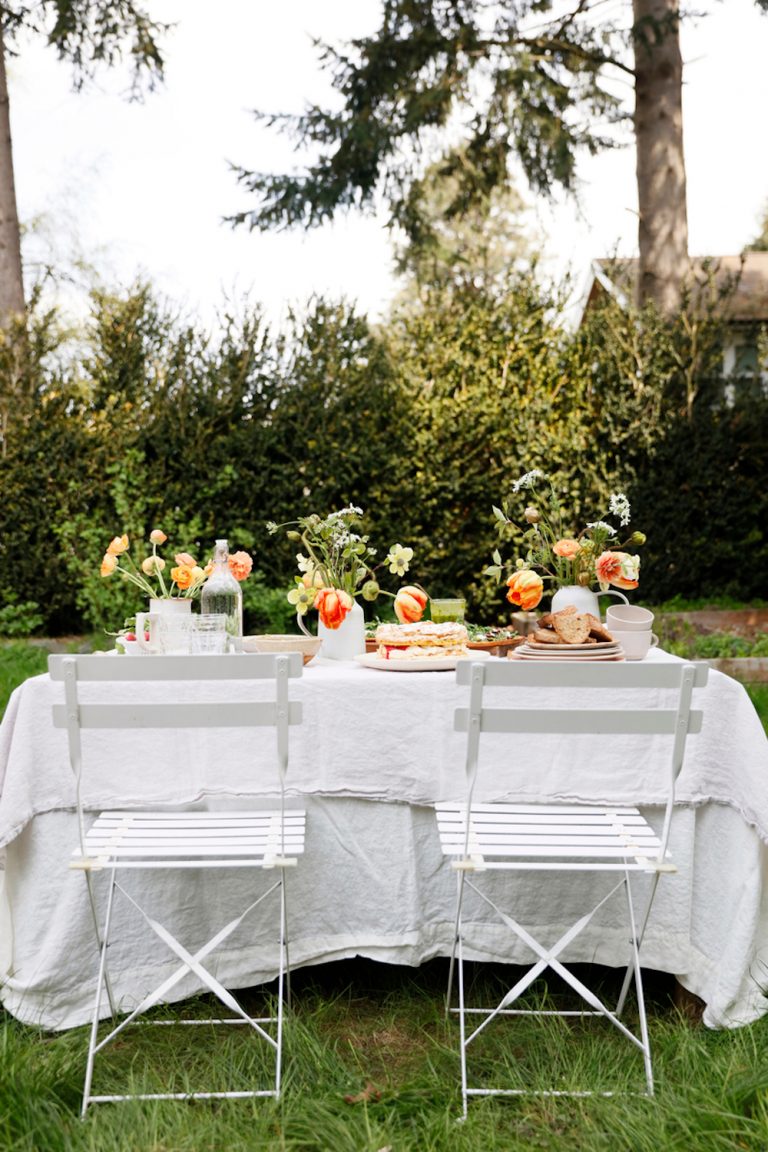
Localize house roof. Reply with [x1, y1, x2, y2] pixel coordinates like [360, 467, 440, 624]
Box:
[579, 252, 768, 324]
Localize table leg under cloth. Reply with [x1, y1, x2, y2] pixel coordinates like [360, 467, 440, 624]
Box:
[1, 796, 766, 1031]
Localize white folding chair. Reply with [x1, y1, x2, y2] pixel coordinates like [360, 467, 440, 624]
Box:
[48, 652, 304, 1117]
[436, 659, 707, 1117]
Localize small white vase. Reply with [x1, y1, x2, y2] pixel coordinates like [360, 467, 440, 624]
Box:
[317, 599, 365, 660]
[149, 598, 193, 616]
[550, 585, 629, 620]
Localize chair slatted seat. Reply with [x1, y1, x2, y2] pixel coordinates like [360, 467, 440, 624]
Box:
[437, 658, 707, 1117]
[49, 651, 304, 1116]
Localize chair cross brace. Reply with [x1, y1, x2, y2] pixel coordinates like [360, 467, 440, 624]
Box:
[457, 874, 648, 1055]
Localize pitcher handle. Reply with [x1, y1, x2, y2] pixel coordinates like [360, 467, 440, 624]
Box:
[135, 612, 158, 654]
[596, 590, 629, 607]
[296, 612, 315, 638]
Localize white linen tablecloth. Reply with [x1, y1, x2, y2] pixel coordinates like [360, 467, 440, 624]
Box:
[1, 651, 767, 1030]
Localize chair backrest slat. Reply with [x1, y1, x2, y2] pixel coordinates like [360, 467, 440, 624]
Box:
[52, 700, 303, 730]
[455, 707, 704, 737]
[48, 652, 303, 682]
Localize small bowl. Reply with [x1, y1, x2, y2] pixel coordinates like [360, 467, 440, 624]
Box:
[242, 634, 321, 665]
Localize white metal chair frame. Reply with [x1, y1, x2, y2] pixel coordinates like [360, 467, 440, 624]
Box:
[436, 659, 707, 1117]
[49, 652, 304, 1117]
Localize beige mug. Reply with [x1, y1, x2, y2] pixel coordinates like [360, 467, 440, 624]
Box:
[605, 604, 655, 633]
[612, 629, 659, 661]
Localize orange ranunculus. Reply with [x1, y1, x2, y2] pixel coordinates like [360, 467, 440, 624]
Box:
[394, 585, 428, 624]
[505, 569, 544, 611]
[100, 553, 117, 577]
[106, 534, 129, 556]
[315, 587, 353, 630]
[174, 552, 197, 567]
[595, 550, 640, 590]
[553, 538, 580, 559]
[149, 529, 167, 545]
[171, 563, 197, 591]
[228, 551, 253, 582]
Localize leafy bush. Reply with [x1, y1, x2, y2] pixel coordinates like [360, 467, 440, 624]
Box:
[1, 277, 766, 634]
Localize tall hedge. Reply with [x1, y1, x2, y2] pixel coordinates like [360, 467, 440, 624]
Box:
[0, 277, 765, 636]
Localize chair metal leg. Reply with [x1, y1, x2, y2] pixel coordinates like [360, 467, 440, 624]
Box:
[446, 869, 467, 1017]
[82, 869, 118, 1118]
[83, 868, 118, 1020]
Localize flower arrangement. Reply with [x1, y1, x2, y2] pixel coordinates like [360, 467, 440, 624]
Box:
[100, 530, 253, 600]
[485, 471, 645, 611]
[267, 506, 427, 629]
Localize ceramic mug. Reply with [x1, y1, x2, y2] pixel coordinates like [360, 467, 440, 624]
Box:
[612, 629, 659, 661]
[136, 612, 196, 655]
[605, 604, 655, 632]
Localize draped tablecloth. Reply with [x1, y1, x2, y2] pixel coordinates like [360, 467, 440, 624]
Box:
[1, 650, 767, 1030]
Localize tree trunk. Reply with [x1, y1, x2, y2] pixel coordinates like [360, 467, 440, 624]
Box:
[0, 22, 26, 325]
[632, 0, 689, 314]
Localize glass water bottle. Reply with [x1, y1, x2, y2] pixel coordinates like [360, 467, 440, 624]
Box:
[201, 538, 243, 652]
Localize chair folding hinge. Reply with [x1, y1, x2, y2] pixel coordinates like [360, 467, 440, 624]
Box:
[451, 856, 486, 872]
[263, 855, 298, 870]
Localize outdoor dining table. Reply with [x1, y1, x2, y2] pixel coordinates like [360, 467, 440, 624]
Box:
[1, 648, 767, 1032]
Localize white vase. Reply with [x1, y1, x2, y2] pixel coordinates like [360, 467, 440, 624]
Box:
[550, 585, 629, 620]
[149, 598, 193, 616]
[317, 599, 365, 660]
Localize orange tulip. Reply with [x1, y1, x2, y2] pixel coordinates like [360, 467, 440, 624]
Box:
[394, 585, 428, 624]
[505, 569, 544, 611]
[315, 587, 353, 630]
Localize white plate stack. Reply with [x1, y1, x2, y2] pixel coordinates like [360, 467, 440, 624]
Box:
[512, 640, 625, 662]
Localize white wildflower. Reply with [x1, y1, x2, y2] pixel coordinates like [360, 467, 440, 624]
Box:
[511, 469, 545, 494]
[586, 521, 617, 535]
[609, 492, 631, 527]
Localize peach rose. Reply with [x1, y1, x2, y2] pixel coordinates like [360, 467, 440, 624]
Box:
[106, 534, 129, 556]
[505, 569, 544, 611]
[228, 551, 253, 582]
[595, 550, 640, 590]
[553, 538, 580, 559]
[394, 585, 428, 624]
[315, 587, 353, 630]
[149, 529, 167, 545]
[100, 553, 117, 577]
[170, 563, 197, 591]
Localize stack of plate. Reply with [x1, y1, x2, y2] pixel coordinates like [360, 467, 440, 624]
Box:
[513, 639, 625, 662]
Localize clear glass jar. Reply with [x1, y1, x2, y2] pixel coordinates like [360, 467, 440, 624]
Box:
[201, 539, 243, 651]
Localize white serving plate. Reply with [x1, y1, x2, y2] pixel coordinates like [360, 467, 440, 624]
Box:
[354, 651, 491, 673]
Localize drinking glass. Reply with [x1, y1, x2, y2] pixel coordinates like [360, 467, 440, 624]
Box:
[430, 598, 466, 624]
[190, 614, 229, 654]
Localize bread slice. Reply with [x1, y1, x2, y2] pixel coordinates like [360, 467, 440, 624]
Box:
[552, 609, 591, 644]
[532, 628, 561, 644]
[586, 613, 614, 642]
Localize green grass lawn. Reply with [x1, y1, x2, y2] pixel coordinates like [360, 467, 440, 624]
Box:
[2, 960, 768, 1151]
[1, 639, 767, 1148]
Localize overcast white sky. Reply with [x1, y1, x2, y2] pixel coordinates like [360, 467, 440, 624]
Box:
[8, 0, 768, 329]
